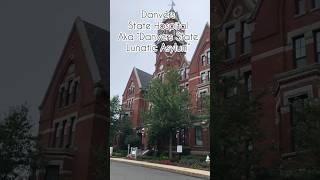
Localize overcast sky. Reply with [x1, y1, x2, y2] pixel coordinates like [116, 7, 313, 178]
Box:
[0, 0, 108, 131]
[110, 0, 210, 101]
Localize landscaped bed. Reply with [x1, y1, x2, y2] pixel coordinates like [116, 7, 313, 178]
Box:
[136, 155, 210, 171]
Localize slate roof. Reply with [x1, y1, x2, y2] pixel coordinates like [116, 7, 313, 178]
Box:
[135, 68, 152, 89]
[82, 20, 108, 89]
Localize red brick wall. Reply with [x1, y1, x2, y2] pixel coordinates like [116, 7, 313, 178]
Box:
[38, 24, 107, 180]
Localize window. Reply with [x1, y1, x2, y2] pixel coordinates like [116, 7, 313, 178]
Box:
[52, 123, 59, 147]
[186, 69, 190, 79]
[315, 31, 320, 62]
[195, 126, 203, 146]
[128, 82, 135, 95]
[200, 72, 206, 83]
[128, 99, 133, 109]
[180, 68, 186, 80]
[289, 94, 308, 152]
[58, 87, 65, 108]
[67, 63, 75, 75]
[158, 72, 165, 82]
[66, 117, 75, 148]
[65, 80, 72, 106]
[207, 50, 211, 64]
[45, 165, 60, 180]
[242, 22, 251, 54]
[224, 77, 238, 98]
[59, 120, 67, 148]
[72, 81, 78, 103]
[244, 71, 252, 93]
[312, 0, 320, 8]
[199, 91, 207, 110]
[295, 0, 305, 15]
[201, 55, 206, 66]
[226, 26, 236, 59]
[208, 71, 210, 81]
[226, 86, 237, 98]
[293, 36, 306, 68]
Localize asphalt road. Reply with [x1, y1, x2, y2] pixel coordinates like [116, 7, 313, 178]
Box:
[110, 161, 205, 180]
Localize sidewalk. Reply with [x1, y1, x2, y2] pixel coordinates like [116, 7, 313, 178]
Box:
[110, 157, 210, 179]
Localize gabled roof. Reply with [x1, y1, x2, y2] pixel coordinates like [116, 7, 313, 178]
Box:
[40, 17, 108, 108]
[190, 23, 210, 65]
[134, 67, 152, 89]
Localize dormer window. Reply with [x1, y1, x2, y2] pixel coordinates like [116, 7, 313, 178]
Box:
[295, 0, 305, 15]
[226, 26, 236, 59]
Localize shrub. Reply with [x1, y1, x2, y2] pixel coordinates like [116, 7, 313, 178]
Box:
[124, 135, 141, 147]
[178, 155, 209, 169]
[112, 149, 127, 157]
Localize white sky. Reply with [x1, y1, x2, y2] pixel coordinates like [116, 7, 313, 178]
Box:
[110, 0, 210, 100]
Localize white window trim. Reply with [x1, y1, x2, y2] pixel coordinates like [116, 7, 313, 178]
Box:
[283, 85, 313, 106]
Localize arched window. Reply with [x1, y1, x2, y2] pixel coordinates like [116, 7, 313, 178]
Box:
[57, 63, 79, 108]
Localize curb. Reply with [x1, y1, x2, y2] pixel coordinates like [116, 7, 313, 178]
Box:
[110, 158, 210, 179]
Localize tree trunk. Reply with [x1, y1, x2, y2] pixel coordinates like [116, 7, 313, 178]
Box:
[169, 131, 172, 159]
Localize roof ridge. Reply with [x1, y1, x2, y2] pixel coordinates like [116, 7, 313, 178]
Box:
[135, 67, 152, 76]
[77, 16, 107, 32]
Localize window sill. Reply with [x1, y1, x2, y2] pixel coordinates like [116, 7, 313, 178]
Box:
[239, 53, 251, 61]
[224, 58, 236, 62]
[310, 7, 320, 12]
[197, 81, 210, 87]
[193, 145, 204, 148]
[240, 52, 251, 57]
[294, 12, 306, 19]
[281, 150, 311, 159]
[58, 103, 77, 111]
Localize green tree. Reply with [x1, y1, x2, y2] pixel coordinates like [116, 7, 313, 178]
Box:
[117, 115, 134, 149]
[294, 101, 320, 160]
[0, 104, 37, 180]
[143, 68, 191, 159]
[211, 30, 264, 180]
[109, 95, 121, 146]
[277, 100, 320, 179]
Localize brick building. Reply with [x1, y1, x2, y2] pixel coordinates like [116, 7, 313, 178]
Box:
[37, 17, 108, 180]
[213, 0, 320, 167]
[121, 7, 210, 155]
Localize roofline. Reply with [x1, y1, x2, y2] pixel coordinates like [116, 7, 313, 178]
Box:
[39, 17, 105, 109]
[75, 17, 101, 83]
[39, 18, 77, 109]
[189, 23, 210, 66]
[133, 67, 143, 88]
